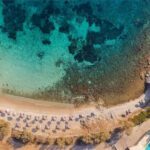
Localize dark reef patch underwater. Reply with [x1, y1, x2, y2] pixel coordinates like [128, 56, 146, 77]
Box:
[0, 0, 150, 105]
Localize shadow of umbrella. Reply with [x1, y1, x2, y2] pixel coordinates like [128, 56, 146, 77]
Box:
[11, 138, 24, 149]
[144, 83, 150, 103]
[72, 144, 95, 150]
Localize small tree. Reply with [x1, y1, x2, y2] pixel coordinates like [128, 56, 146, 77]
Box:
[12, 130, 34, 144]
[46, 137, 56, 145]
[100, 131, 110, 142]
[79, 132, 110, 145]
[65, 137, 74, 145]
[131, 112, 146, 125]
[146, 107, 150, 118]
[0, 119, 9, 140]
[55, 137, 66, 147]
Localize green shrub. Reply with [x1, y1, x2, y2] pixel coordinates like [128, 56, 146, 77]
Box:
[131, 107, 150, 125]
[131, 112, 146, 125]
[146, 107, 150, 118]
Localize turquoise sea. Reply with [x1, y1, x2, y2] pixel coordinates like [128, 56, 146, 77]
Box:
[146, 143, 150, 150]
[0, 0, 150, 104]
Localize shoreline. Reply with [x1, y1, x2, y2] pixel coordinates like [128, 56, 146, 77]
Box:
[0, 93, 148, 134]
[0, 93, 146, 116]
[0, 93, 75, 114]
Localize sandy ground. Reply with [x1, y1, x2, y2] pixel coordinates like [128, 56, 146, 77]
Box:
[0, 93, 146, 116]
[0, 94, 74, 114]
[129, 132, 150, 150]
[95, 119, 150, 150]
[0, 93, 149, 150]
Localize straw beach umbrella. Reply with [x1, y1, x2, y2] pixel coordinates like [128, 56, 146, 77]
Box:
[45, 125, 50, 130]
[36, 125, 40, 130]
[26, 123, 30, 127]
[15, 123, 20, 128]
[68, 116, 73, 121]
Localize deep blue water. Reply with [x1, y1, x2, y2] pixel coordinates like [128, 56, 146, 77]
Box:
[0, 0, 150, 103]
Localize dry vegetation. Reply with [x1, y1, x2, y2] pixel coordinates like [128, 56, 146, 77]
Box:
[0, 119, 10, 140]
[0, 108, 149, 148]
[11, 130, 75, 148]
[0, 118, 113, 148]
[76, 118, 116, 145]
[11, 130, 34, 144]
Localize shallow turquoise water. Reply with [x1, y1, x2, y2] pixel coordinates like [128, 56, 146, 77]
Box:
[146, 144, 150, 150]
[0, 0, 150, 102]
